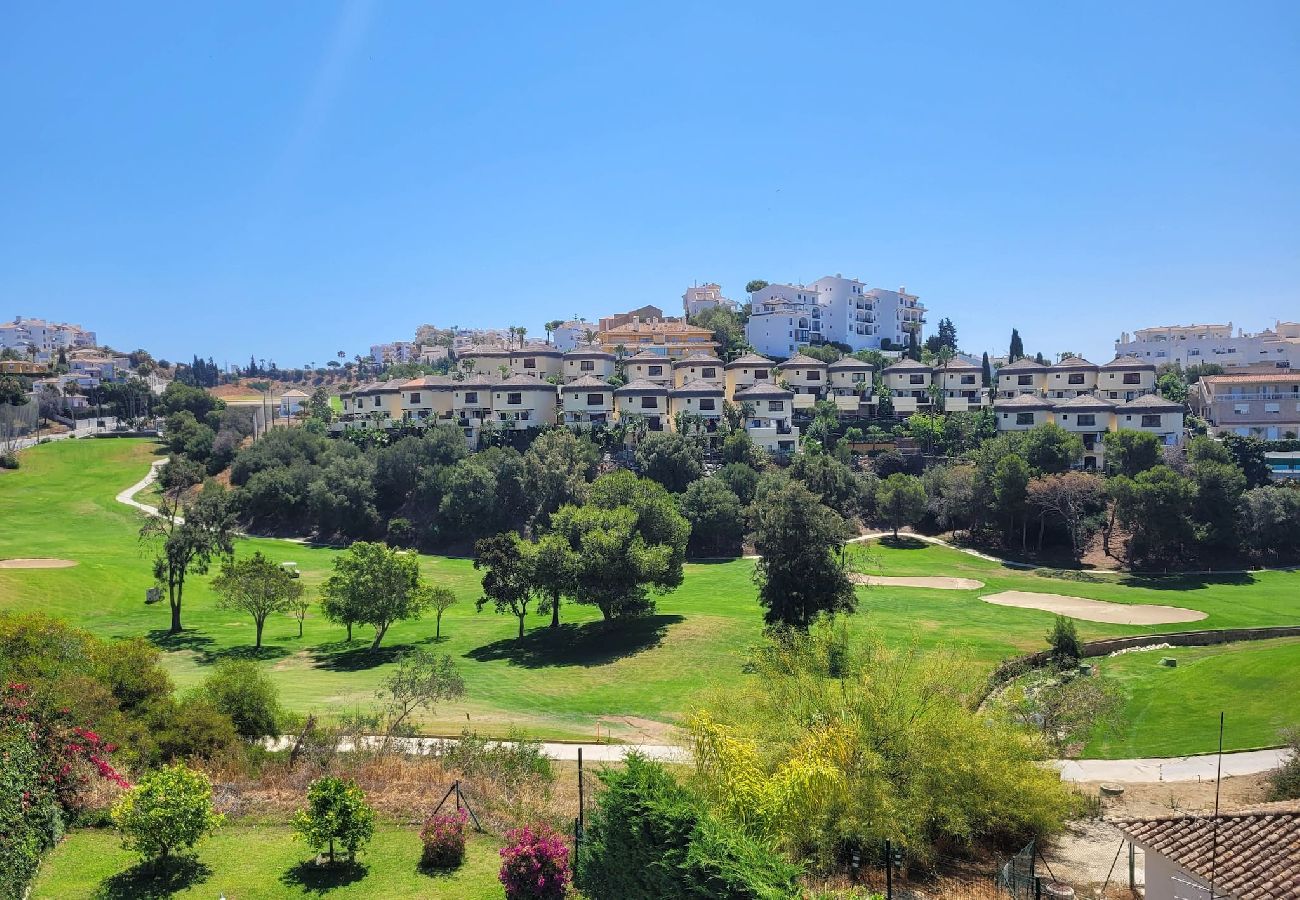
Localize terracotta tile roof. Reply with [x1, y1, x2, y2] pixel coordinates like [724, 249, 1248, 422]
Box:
[883, 358, 931, 372]
[672, 352, 725, 368]
[400, 376, 454, 389]
[776, 353, 830, 370]
[562, 375, 611, 390]
[1049, 356, 1098, 370]
[935, 357, 980, 371]
[996, 393, 1055, 411]
[829, 357, 874, 370]
[514, 344, 563, 357]
[724, 352, 776, 369]
[491, 373, 558, 392]
[1116, 810, 1300, 899]
[614, 378, 669, 395]
[670, 378, 725, 397]
[1055, 394, 1116, 410]
[999, 358, 1048, 373]
[1120, 394, 1184, 411]
[563, 346, 615, 360]
[1102, 355, 1157, 371]
[626, 350, 671, 362]
[733, 382, 793, 401]
[1203, 373, 1300, 386]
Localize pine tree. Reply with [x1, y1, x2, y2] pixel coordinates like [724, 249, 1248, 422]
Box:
[937, 317, 958, 351]
[981, 351, 992, 387]
[1009, 329, 1024, 362]
[906, 329, 921, 361]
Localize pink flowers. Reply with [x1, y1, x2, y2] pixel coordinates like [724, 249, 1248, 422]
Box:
[498, 825, 571, 899]
[419, 807, 469, 870]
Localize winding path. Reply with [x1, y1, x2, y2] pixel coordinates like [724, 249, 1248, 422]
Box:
[113, 460, 1294, 783]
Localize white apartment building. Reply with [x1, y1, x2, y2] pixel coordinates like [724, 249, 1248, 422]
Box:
[682, 283, 735, 317]
[551, 321, 594, 352]
[370, 341, 418, 367]
[1115, 321, 1300, 369]
[744, 275, 926, 357]
[0, 317, 97, 353]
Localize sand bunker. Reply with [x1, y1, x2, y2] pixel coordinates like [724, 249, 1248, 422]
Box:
[981, 590, 1206, 625]
[0, 558, 78, 569]
[852, 574, 984, 590]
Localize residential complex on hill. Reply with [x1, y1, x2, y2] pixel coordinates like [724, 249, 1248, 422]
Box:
[1115, 321, 1300, 369]
[745, 275, 925, 357]
[1190, 370, 1300, 441]
[1, 316, 97, 354]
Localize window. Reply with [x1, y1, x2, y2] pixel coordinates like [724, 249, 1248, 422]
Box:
[580, 360, 594, 371]
[755, 369, 769, 379]
[853, 373, 866, 383]
[961, 375, 975, 384]
[507, 392, 522, 405]
[1141, 414, 1161, 427]
[1068, 373, 1084, 385]
[409, 392, 422, 404]
[1233, 403, 1250, 414]
[1123, 373, 1140, 385]
[702, 367, 716, 379]
[373, 396, 381, 407]
[768, 400, 785, 412]
[523, 358, 536, 369]
[648, 365, 663, 376]
[464, 392, 478, 404]
[1015, 412, 1035, 425]
[1077, 414, 1096, 427]
[1017, 374, 1033, 386]
[586, 393, 603, 406]
[807, 370, 821, 380]
[1265, 403, 1280, 413]
[699, 398, 716, 411]
[640, 396, 657, 409]
[909, 374, 924, 385]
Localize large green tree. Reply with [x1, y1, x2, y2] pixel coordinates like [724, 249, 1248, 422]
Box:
[549, 470, 689, 621]
[320, 541, 431, 650]
[751, 480, 854, 630]
[1111, 466, 1196, 564]
[1102, 430, 1162, 477]
[677, 477, 744, 557]
[877, 473, 927, 537]
[474, 532, 540, 639]
[210, 551, 304, 649]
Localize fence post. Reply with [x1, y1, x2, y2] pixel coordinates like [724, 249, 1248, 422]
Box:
[885, 839, 892, 900]
[578, 747, 585, 835]
[1129, 841, 1135, 888]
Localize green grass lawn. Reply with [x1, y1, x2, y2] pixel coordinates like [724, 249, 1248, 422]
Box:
[2, 438, 1298, 757]
[30, 825, 503, 899]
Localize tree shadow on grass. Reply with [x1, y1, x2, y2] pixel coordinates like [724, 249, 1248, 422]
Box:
[147, 628, 215, 654]
[148, 629, 290, 665]
[310, 637, 439, 672]
[877, 535, 928, 551]
[1119, 572, 1257, 591]
[93, 855, 211, 900]
[280, 859, 369, 895]
[464, 615, 683, 669]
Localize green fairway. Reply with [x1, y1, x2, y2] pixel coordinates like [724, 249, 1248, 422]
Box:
[2, 438, 1298, 757]
[30, 825, 503, 899]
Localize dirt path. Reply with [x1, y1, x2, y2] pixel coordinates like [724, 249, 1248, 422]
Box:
[0, 558, 78, 568]
[851, 573, 985, 590]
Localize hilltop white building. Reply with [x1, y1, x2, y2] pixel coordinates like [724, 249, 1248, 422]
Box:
[745, 275, 925, 358]
[682, 283, 736, 317]
[0, 317, 97, 353]
[1114, 321, 1300, 369]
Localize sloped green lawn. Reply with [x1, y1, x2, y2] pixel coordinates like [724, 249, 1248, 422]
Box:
[2, 438, 1297, 756]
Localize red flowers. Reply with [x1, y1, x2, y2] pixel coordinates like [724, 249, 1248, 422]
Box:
[498, 825, 571, 899]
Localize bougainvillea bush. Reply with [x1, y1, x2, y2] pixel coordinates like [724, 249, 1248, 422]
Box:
[0, 682, 129, 899]
[499, 825, 571, 900]
[419, 807, 468, 870]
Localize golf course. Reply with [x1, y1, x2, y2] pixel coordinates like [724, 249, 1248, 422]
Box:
[2, 438, 1298, 757]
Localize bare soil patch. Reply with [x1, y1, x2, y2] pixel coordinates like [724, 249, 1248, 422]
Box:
[981, 590, 1206, 625]
[852, 574, 984, 590]
[0, 557, 78, 569]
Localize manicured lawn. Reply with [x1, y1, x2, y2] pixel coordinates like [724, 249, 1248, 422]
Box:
[30, 824, 503, 899]
[2, 438, 1298, 756]
[1082, 637, 1300, 758]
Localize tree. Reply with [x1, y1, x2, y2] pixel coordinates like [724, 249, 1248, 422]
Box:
[428, 586, 459, 639]
[320, 542, 431, 651]
[1009, 328, 1024, 362]
[635, 431, 703, 493]
[292, 776, 375, 865]
[474, 533, 538, 640]
[288, 594, 311, 638]
[201, 660, 283, 739]
[715, 462, 760, 506]
[1021, 423, 1083, 475]
[744, 279, 769, 294]
[1026, 472, 1107, 557]
[906, 328, 921, 361]
[1102, 429, 1162, 477]
[1009, 673, 1124, 755]
[1220, 433, 1272, 488]
[523, 429, 596, 522]
[533, 531, 577, 628]
[677, 477, 744, 557]
[876, 473, 927, 537]
[140, 483, 238, 634]
[1111, 466, 1196, 563]
[1188, 440, 1247, 553]
[993, 454, 1031, 549]
[981, 351, 992, 388]
[549, 471, 690, 621]
[1238, 486, 1300, 558]
[210, 551, 304, 649]
[112, 764, 224, 861]
[1046, 615, 1084, 668]
[1157, 369, 1189, 404]
[751, 480, 854, 629]
[936, 317, 958, 351]
[376, 648, 464, 737]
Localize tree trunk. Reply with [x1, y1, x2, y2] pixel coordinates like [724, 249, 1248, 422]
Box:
[169, 600, 182, 634]
[1021, 518, 1027, 552]
[346, 622, 353, 642]
[517, 615, 525, 640]
[297, 618, 304, 638]
[370, 623, 387, 651]
[255, 617, 264, 649]
[436, 612, 442, 639]
[1037, 515, 1045, 551]
[551, 598, 560, 628]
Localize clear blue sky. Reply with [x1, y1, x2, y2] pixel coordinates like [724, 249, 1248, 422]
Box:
[2, 1, 1297, 367]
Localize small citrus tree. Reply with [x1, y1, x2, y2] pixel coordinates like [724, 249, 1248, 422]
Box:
[112, 764, 224, 861]
[292, 776, 375, 865]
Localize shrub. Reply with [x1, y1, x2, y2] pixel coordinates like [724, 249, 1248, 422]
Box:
[112, 764, 223, 861]
[419, 807, 468, 870]
[579, 752, 799, 900]
[435, 729, 553, 784]
[499, 825, 571, 900]
[292, 776, 375, 864]
[200, 659, 283, 739]
[1267, 728, 1300, 801]
[1046, 615, 1084, 669]
[0, 452, 18, 470]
